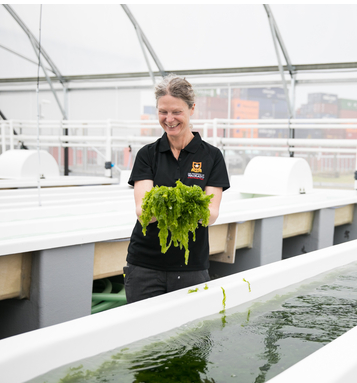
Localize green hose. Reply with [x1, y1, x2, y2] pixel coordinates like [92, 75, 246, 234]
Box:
[92, 278, 113, 307]
[91, 279, 127, 314]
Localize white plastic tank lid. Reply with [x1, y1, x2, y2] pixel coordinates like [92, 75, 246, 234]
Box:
[0, 149, 60, 179]
[239, 156, 313, 196]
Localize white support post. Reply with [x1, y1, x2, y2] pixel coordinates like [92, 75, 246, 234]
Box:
[203, 123, 208, 140]
[9, 120, 14, 150]
[290, 74, 296, 118]
[227, 86, 231, 135]
[58, 120, 62, 171]
[105, 119, 112, 178]
[1, 121, 6, 154]
[213, 119, 218, 147]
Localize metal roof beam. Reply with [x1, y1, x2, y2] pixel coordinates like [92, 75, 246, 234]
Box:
[1, 62, 357, 84]
[265, 5, 293, 118]
[135, 26, 156, 86]
[3, 4, 66, 85]
[121, 4, 166, 78]
[0, 43, 55, 74]
[3, 5, 67, 120]
[263, 5, 295, 76]
[28, 35, 67, 120]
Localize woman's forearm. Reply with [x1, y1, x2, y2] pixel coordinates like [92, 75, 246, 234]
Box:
[205, 186, 223, 226]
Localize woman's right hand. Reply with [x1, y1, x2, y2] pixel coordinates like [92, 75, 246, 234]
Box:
[134, 179, 155, 220]
[148, 216, 157, 224]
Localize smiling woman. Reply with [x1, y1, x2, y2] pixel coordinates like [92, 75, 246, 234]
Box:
[157, 94, 195, 146]
[124, 74, 230, 304]
[156, 75, 196, 153]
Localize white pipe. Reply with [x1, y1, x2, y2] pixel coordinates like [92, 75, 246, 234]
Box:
[1, 122, 6, 153]
[203, 123, 208, 140]
[4, 118, 357, 173]
[290, 118, 357, 124]
[10, 118, 357, 124]
[213, 118, 218, 147]
[215, 118, 290, 123]
[290, 124, 357, 129]
[216, 124, 357, 130]
[215, 118, 357, 124]
[289, 148, 357, 154]
[16, 135, 106, 142]
[220, 137, 357, 148]
[9, 120, 14, 150]
[9, 139, 357, 152]
[290, 139, 357, 147]
[220, 146, 357, 154]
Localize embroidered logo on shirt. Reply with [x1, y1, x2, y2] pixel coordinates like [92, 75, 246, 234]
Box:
[191, 162, 202, 173]
[188, 173, 205, 180]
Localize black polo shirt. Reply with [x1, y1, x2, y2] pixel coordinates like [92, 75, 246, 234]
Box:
[127, 131, 230, 271]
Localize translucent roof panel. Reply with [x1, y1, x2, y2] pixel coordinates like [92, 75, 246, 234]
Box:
[272, 4, 357, 65]
[0, 4, 356, 79]
[129, 4, 277, 70]
[0, 4, 150, 77]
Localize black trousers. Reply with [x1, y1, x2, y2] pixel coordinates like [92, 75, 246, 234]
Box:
[123, 263, 210, 304]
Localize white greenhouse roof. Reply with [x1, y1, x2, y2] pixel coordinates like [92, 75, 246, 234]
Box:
[1, 4, 357, 81]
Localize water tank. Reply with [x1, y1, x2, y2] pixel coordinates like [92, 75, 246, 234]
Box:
[0, 150, 60, 179]
[239, 156, 313, 196]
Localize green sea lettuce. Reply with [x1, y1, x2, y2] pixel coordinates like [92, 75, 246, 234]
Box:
[140, 180, 213, 265]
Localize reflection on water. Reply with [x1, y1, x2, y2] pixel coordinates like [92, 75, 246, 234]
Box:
[128, 330, 215, 383]
[29, 263, 357, 383]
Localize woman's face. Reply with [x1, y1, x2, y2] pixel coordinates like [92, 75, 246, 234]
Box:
[157, 94, 195, 140]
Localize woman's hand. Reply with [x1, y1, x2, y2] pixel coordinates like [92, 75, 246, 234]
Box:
[148, 216, 157, 224]
[134, 179, 156, 222]
[204, 186, 223, 226]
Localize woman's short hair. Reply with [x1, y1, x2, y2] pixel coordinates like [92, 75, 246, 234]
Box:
[155, 74, 195, 109]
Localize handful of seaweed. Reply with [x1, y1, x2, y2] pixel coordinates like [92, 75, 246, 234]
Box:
[140, 180, 213, 265]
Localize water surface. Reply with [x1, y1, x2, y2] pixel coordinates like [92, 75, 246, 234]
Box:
[29, 262, 357, 383]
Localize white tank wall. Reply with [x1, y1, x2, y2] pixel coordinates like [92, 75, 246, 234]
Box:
[1, 240, 357, 383]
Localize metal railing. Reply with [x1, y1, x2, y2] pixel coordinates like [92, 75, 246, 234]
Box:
[1, 118, 357, 181]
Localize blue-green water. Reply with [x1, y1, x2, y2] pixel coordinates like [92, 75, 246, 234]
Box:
[29, 262, 357, 383]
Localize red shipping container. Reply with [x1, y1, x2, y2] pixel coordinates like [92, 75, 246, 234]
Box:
[312, 103, 338, 115]
[339, 110, 357, 118]
[346, 129, 357, 139]
[326, 129, 346, 139]
[195, 97, 228, 120]
[50, 147, 74, 167]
